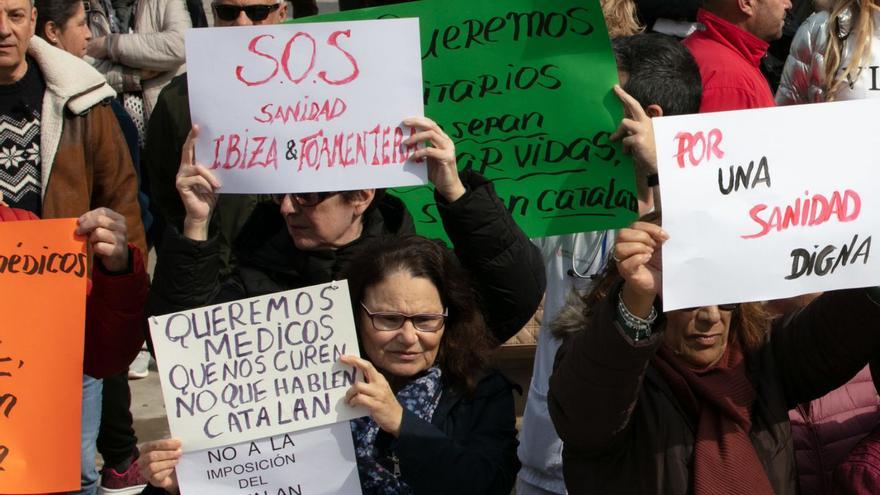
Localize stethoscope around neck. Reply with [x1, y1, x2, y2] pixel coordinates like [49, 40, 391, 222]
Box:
[566, 231, 609, 281]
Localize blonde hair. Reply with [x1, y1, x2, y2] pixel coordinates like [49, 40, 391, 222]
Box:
[824, 0, 880, 99]
[601, 0, 644, 39]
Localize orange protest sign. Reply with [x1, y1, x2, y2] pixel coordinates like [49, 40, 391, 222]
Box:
[0, 218, 87, 493]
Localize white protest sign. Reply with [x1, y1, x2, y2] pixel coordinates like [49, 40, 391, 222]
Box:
[185, 18, 426, 193]
[654, 99, 880, 310]
[176, 423, 362, 494]
[148, 281, 367, 452]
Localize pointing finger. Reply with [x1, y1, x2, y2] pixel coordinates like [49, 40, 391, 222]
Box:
[614, 85, 649, 121]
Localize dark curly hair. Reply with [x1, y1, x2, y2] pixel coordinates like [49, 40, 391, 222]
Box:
[344, 234, 492, 395]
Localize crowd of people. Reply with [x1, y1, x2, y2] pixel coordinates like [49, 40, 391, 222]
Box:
[1, 0, 879, 493]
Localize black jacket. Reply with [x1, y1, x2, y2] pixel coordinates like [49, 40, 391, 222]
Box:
[549, 287, 880, 495]
[374, 371, 520, 495]
[145, 74, 263, 278]
[148, 170, 545, 345]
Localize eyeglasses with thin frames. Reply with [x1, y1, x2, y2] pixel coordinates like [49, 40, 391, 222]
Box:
[360, 302, 448, 333]
[211, 2, 280, 22]
[271, 191, 340, 208]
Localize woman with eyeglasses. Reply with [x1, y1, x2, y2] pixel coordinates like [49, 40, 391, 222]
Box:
[138, 120, 542, 491]
[547, 215, 880, 495]
[343, 235, 518, 495]
[140, 236, 519, 494]
[339, 235, 518, 494]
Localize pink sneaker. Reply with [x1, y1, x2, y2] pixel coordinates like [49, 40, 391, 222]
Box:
[98, 457, 147, 495]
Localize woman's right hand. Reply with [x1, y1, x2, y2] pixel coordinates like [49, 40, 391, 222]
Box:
[614, 221, 668, 317]
[138, 438, 182, 494]
[176, 125, 221, 241]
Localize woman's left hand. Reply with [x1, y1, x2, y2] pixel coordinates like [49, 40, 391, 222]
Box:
[340, 355, 404, 437]
[403, 117, 466, 203]
[75, 207, 129, 272]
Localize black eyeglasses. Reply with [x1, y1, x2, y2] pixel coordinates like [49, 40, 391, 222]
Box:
[211, 2, 280, 22]
[360, 302, 448, 333]
[271, 191, 339, 207]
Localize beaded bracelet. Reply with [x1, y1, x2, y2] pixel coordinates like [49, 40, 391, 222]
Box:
[617, 291, 658, 341]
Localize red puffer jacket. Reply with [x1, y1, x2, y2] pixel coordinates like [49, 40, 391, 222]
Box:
[0, 205, 149, 378]
[789, 366, 880, 495]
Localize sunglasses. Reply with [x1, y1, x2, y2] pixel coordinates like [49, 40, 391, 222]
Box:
[212, 2, 280, 22]
[360, 302, 448, 333]
[271, 191, 339, 207]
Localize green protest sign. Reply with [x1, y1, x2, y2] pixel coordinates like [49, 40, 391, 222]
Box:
[301, 0, 637, 239]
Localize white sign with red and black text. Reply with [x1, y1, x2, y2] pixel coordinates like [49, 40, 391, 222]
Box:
[654, 99, 880, 310]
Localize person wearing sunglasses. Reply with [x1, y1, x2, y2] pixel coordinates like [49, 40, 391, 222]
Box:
[548, 213, 880, 495]
[210, 0, 283, 22]
[209, 0, 318, 24]
[141, 235, 521, 495]
[148, 112, 543, 335]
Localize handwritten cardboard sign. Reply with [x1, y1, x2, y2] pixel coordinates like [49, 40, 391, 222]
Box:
[0, 219, 86, 493]
[176, 424, 361, 494]
[185, 18, 426, 194]
[307, 0, 638, 239]
[148, 281, 366, 452]
[654, 99, 880, 310]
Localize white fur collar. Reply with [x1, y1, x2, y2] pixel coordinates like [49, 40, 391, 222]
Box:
[27, 36, 115, 114]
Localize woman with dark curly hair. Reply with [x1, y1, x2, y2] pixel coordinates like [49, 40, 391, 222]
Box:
[549, 214, 880, 495]
[139, 235, 519, 495]
[338, 235, 517, 495]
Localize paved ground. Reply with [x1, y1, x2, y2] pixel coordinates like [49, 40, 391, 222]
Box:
[130, 365, 169, 445]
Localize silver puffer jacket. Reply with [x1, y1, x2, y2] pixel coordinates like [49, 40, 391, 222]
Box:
[776, 8, 880, 104]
